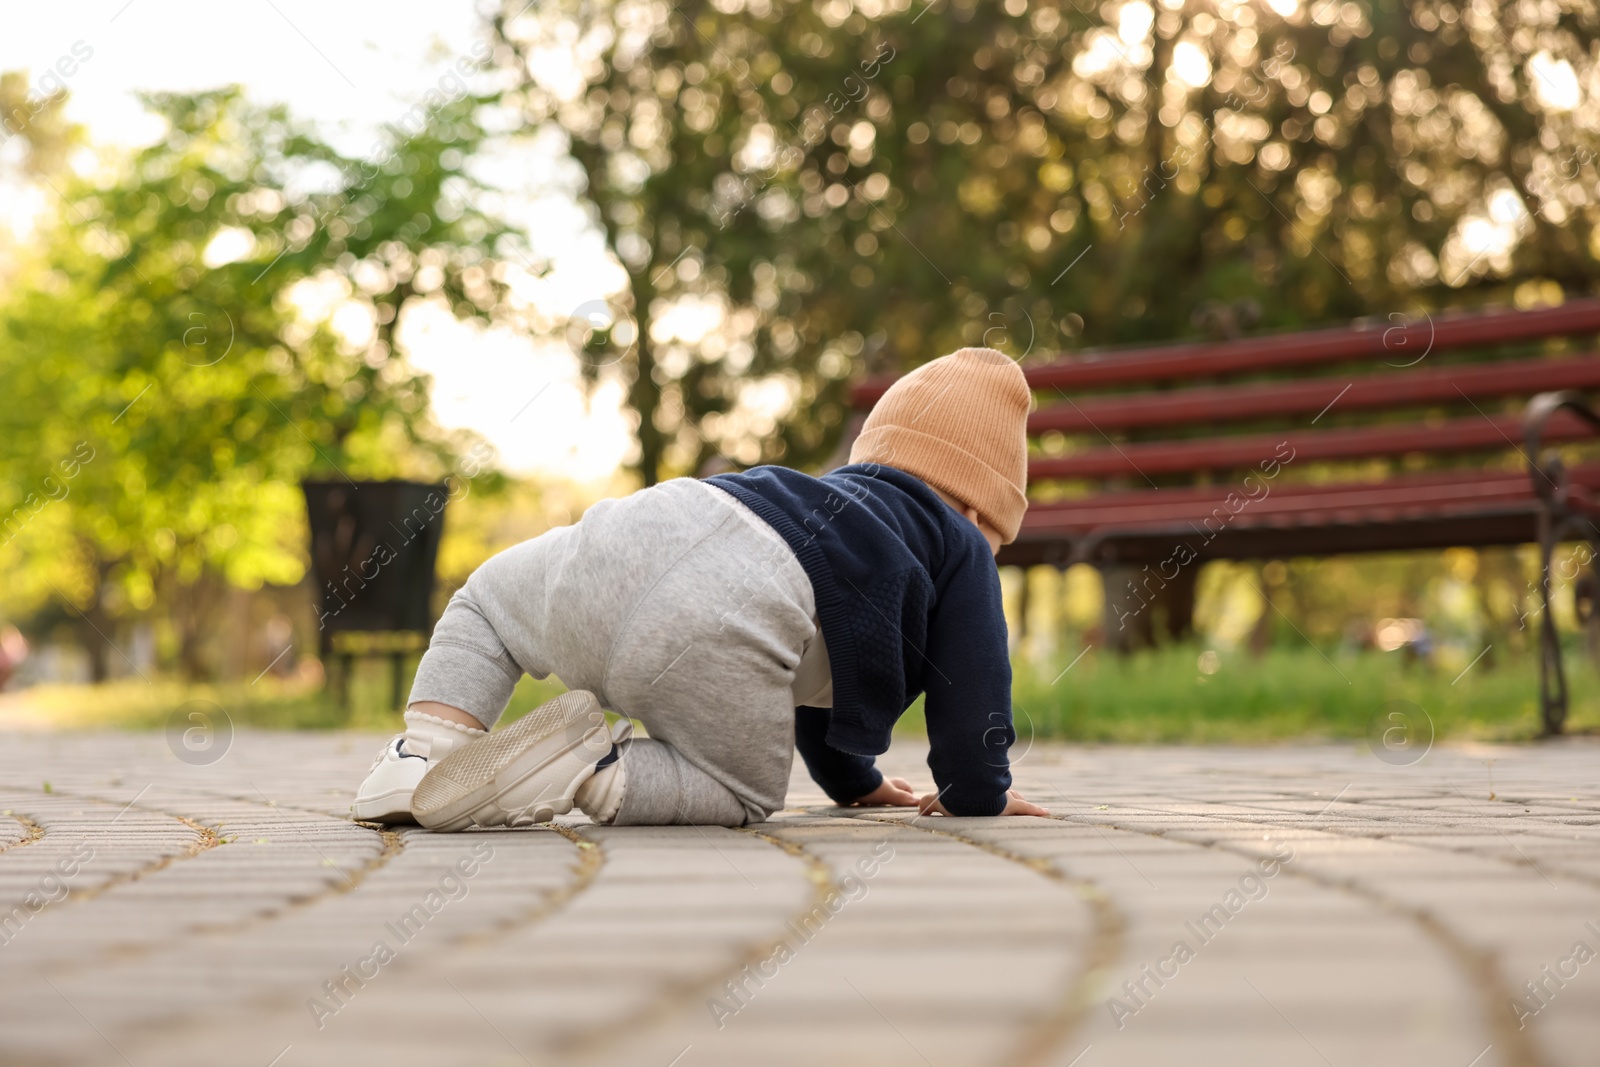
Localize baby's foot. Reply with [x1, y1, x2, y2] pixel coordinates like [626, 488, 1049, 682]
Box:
[352, 711, 486, 824]
[413, 691, 630, 832]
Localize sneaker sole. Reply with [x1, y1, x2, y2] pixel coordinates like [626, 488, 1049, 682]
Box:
[412, 691, 609, 831]
[352, 786, 420, 825]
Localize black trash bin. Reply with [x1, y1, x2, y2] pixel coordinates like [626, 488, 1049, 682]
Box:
[302, 480, 450, 709]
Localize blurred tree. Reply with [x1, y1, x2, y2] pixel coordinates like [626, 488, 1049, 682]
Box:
[0, 88, 518, 679]
[491, 0, 1600, 483]
[0, 69, 80, 177]
[492, 0, 867, 483]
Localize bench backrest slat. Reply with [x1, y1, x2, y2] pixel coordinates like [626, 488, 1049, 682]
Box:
[1029, 354, 1600, 435]
[849, 300, 1600, 406]
[1023, 466, 1548, 511]
[1027, 409, 1593, 481]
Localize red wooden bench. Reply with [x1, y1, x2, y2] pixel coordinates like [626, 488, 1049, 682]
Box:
[846, 300, 1600, 734]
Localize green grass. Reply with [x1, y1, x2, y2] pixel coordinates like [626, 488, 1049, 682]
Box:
[4, 646, 1595, 746]
[0, 677, 354, 732]
[0, 666, 567, 734]
[1001, 644, 1600, 744]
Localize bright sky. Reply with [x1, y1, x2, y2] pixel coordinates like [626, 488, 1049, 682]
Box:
[1, 0, 633, 484]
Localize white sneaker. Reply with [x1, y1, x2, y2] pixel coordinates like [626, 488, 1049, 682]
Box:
[412, 691, 630, 832]
[574, 721, 631, 825]
[352, 711, 487, 824]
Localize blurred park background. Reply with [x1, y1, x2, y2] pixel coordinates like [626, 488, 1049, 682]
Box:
[2, 0, 1599, 744]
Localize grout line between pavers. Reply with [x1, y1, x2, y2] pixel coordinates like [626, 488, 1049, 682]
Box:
[0, 809, 46, 854]
[0, 784, 401, 993]
[113, 820, 598, 1058]
[839, 808, 1125, 1067]
[1086, 790, 1600, 894]
[1040, 809, 1548, 1067]
[544, 820, 838, 1059]
[0, 785, 221, 915]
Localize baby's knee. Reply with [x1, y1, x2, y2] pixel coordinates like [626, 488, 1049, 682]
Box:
[740, 799, 781, 826]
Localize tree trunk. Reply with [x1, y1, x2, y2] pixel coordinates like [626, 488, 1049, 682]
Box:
[1101, 560, 1199, 653]
[1158, 564, 1198, 643]
[221, 585, 253, 680]
[628, 273, 666, 486]
[175, 571, 220, 682]
[77, 612, 113, 682]
[71, 552, 114, 682]
[1015, 567, 1031, 645]
[1101, 563, 1155, 653]
[1249, 563, 1280, 656]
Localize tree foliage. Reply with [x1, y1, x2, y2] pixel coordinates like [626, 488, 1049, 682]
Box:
[0, 68, 81, 178]
[493, 0, 1600, 483]
[0, 88, 516, 678]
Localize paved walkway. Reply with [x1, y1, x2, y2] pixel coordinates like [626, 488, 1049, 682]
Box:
[0, 731, 1597, 1067]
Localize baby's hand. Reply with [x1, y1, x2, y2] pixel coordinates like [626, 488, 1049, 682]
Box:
[849, 777, 919, 807]
[917, 788, 1051, 817]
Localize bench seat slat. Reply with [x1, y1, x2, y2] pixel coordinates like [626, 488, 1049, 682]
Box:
[999, 509, 1548, 565]
[998, 464, 1600, 566]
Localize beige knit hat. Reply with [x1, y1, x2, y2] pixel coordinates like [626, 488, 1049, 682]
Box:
[849, 347, 1031, 544]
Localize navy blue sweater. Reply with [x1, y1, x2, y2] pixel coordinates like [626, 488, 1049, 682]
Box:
[707, 464, 1014, 816]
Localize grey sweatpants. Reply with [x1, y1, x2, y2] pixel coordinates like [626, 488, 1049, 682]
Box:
[408, 478, 827, 826]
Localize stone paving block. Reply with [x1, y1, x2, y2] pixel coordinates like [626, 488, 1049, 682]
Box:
[3, 732, 1600, 1066]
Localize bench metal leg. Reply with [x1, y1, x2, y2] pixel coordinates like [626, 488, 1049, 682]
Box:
[1537, 512, 1569, 736]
